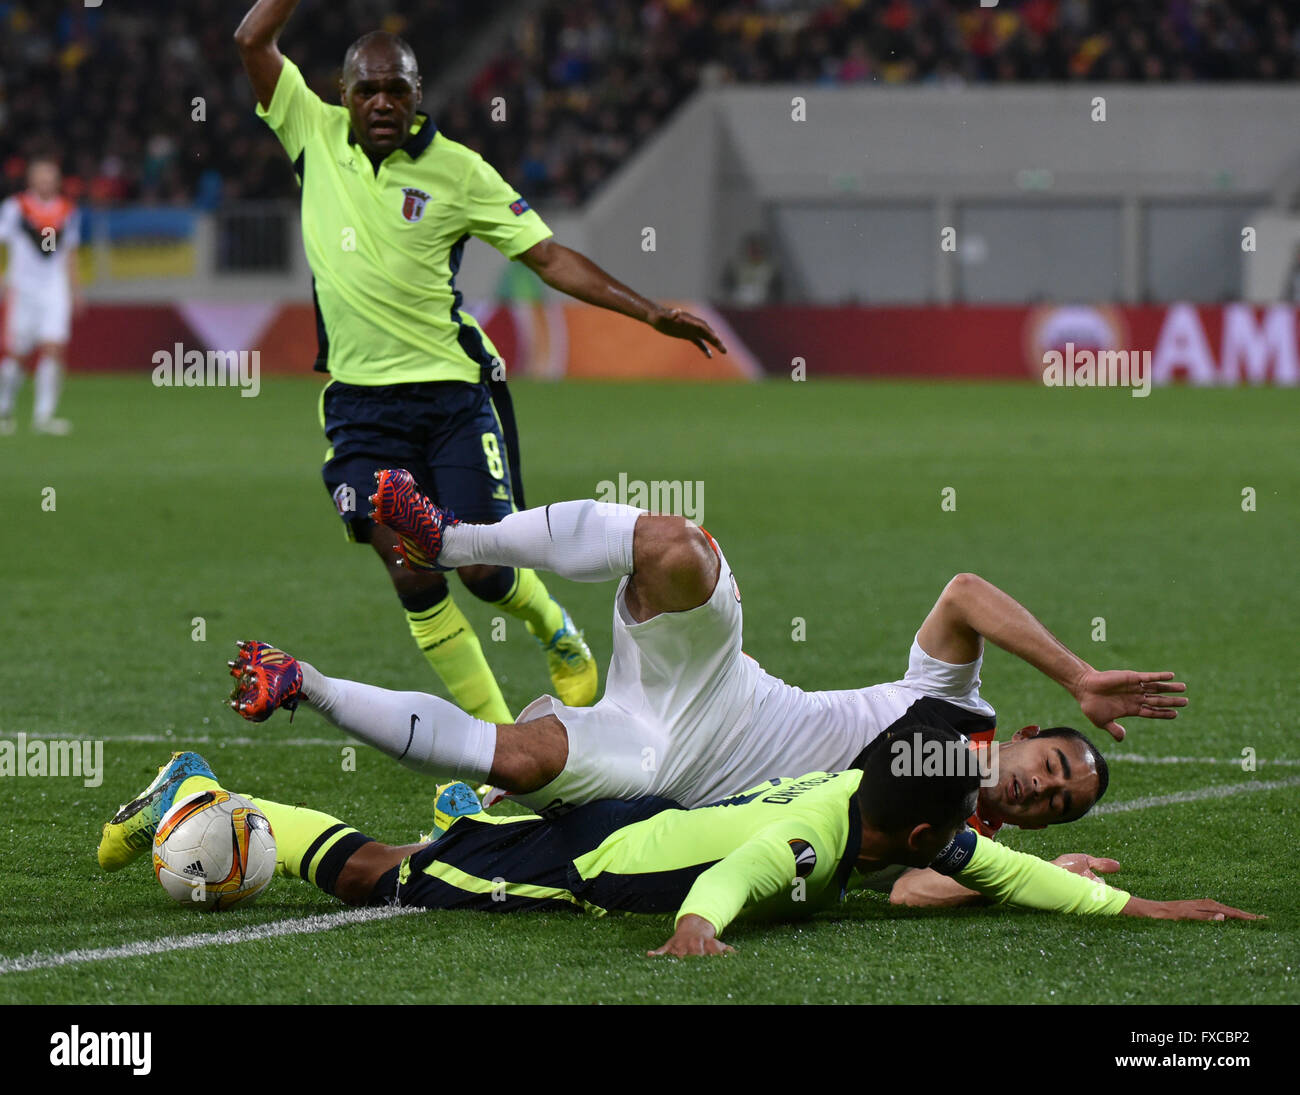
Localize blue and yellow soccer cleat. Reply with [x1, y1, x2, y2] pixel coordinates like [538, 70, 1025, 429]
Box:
[420, 782, 484, 842]
[97, 751, 216, 871]
[368, 468, 460, 571]
[531, 605, 598, 707]
[228, 640, 302, 722]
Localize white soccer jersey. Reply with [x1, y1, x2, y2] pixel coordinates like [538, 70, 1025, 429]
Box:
[0, 193, 80, 292]
[699, 636, 997, 808]
[513, 533, 998, 815]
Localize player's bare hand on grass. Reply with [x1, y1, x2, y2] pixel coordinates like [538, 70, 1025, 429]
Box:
[650, 306, 727, 359]
[1069, 669, 1187, 741]
[648, 914, 734, 957]
[1123, 897, 1260, 921]
[1053, 853, 1121, 881]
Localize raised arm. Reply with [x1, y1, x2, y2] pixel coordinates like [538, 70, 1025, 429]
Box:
[517, 239, 726, 359]
[916, 572, 1187, 741]
[234, 0, 303, 109]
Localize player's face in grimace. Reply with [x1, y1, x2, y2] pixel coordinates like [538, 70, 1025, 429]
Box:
[340, 46, 423, 157]
[979, 731, 1100, 830]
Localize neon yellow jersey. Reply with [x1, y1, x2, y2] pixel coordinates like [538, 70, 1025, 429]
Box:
[399, 769, 1132, 935]
[256, 57, 553, 385]
[573, 769, 1133, 933]
[575, 771, 865, 933]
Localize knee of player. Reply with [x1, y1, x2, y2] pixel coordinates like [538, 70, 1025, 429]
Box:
[491, 717, 567, 793]
[381, 551, 448, 598]
[946, 572, 984, 593]
[456, 563, 506, 587]
[635, 517, 716, 595]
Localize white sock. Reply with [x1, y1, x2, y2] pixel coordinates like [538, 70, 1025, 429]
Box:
[298, 662, 498, 782]
[439, 499, 640, 582]
[0, 358, 22, 417]
[32, 355, 62, 423]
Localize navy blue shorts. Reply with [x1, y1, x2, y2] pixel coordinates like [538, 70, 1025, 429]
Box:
[374, 797, 686, 914]
[319, 377, 525, 542]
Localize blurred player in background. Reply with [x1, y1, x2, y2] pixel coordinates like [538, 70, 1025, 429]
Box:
[0, 157, 81, 436]
[234, 0, 724, 723]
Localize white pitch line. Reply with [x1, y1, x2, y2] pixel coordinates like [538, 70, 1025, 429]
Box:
[1092, 775, 1300, 816]
[18, 734, 1300, 767]
[1109, 753, 1300, 767]
[15, 733, 343, 747]
[0, 904, 422, 975]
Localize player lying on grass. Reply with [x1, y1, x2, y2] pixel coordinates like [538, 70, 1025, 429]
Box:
[98, 727, 1254, 957]
[206, 470, 1183, 897]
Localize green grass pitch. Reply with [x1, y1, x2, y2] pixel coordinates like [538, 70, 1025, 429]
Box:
[0, 374, 1295, 1004]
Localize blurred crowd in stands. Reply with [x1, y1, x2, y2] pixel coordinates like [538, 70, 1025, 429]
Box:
[0, 0, 491, 206]
[2, 0, 1296, 212]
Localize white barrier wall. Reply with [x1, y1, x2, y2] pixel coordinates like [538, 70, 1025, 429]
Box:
[566, 84, 1300, 305]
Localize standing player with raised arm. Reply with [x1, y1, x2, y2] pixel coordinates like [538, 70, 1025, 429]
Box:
[233, 0, 725, 726]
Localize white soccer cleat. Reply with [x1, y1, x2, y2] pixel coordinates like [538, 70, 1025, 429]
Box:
[32, 417, 72, 435]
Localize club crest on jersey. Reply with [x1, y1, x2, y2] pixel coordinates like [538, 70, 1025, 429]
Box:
[400, 187, 432, 222]
[789, 840, 817, 878]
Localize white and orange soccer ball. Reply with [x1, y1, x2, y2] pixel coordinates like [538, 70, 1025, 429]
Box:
[152, 790, 276, 910]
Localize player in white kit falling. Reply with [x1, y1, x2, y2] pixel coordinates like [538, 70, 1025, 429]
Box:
[228, 470, 1188, 847]
[0, 158, 81, 435]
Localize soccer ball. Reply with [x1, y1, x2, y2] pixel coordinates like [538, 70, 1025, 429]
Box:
[152, 789, 276, 910]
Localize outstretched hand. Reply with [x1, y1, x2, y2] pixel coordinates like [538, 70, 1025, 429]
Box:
[1053, 853, 1121, 881]
[647, 914, 733, 957]
[651, 307, 727, 358]
[1123, 897, 1260, 921]
[1070, 669, 1187, 741]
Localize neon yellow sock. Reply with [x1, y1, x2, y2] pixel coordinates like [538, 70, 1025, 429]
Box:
[246, 798, 358, 884]
[170, 781, 366, 893]
[407, 596, 512, 723]
[496, 567, 565, 641]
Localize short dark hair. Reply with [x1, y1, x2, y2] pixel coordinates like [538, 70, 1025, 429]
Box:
[342, 31, 419, 83]
[854, 724, 982, 835]
[1038, 726, 1109, 814]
